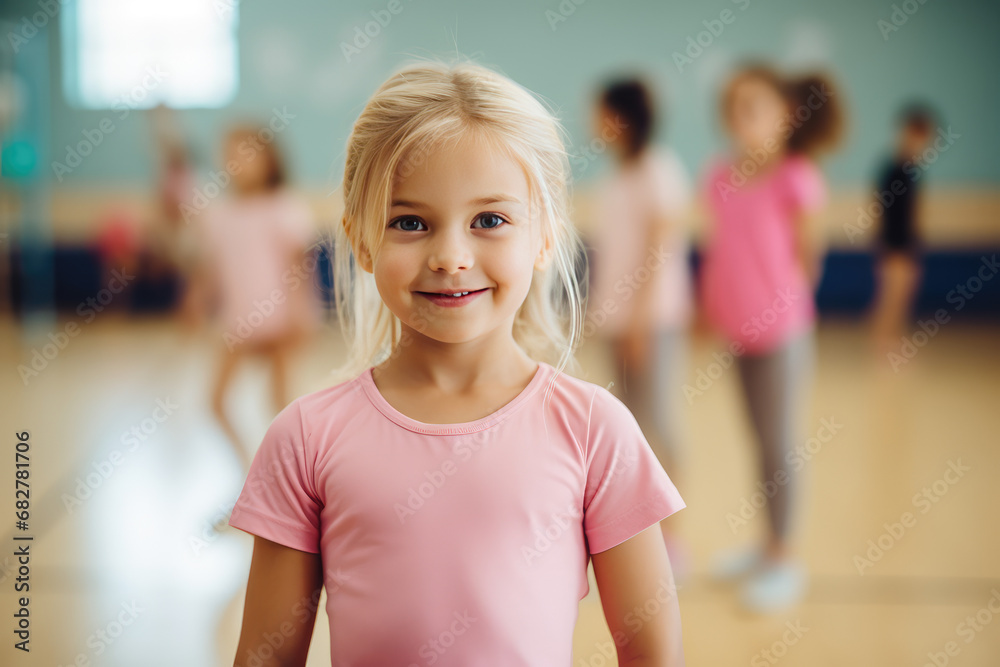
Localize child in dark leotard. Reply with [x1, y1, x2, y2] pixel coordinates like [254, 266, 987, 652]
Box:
[871, 103, 940, 354]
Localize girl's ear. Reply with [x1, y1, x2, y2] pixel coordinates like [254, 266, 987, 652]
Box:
[343, 215, 374, 273]
[357, 246, 374, 273]
[534, 228, 555, 272]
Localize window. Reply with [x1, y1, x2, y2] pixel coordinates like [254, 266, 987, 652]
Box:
[62, 0, 239, 109]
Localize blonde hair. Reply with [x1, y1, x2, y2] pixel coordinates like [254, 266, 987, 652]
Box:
[330, 56, 587, 392]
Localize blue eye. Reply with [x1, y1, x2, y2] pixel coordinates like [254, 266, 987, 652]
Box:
[473, 213, 508, 229]
[389, 217, 426, 232]
[389, 213, 508, 231]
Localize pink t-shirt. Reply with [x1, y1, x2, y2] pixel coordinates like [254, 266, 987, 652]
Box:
[699, 153, 826, 354]
[229, 360, 685, 666]
[587, 147, 693, 338]
[199, 190, 320, 346]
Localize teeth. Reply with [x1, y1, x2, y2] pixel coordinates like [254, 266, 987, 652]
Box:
[450, 292, 469, 297]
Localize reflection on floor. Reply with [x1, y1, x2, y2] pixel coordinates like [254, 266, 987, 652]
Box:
[2, 313, 998, 666]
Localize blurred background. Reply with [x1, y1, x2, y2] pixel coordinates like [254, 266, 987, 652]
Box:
[1, 0, 997, 665]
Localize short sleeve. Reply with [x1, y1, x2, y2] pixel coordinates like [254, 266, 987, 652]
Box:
[228, 399, 322, 553]
[647, 149, 692, 220]
[784, 156, 827, 215]
[582, 387, 686, 554]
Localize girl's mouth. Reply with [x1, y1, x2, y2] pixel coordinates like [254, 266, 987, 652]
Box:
[416, 288, 489, 307]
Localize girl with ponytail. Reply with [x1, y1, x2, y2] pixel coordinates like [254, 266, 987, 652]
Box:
[698, 62, 845, 612]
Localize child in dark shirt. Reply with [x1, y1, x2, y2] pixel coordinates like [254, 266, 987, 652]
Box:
[871, 103, 940, 353]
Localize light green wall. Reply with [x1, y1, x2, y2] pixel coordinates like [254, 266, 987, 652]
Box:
[9, 0, 999, 188]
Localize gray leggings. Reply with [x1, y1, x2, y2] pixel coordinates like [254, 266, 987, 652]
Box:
[735, 330, 815, 542]
[613, 329, 688, 480]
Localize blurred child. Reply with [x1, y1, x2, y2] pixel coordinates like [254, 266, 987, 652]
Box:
[699, 63, 844, 612]
[194, 125, 320, 468]
[155, 144, 199, 279]
[228, 58, 686, 666]
[870, 103, 939, 353]
[145, 104, 200, 311]
[586, 76, 694, 581]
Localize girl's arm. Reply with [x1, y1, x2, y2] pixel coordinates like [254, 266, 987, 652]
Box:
[591, 523, 685, 666]
[794, 209, 825, 291]
[791, 160, 828, 291]
[913, 183, 927, 245]
[234, 536, 324, 667]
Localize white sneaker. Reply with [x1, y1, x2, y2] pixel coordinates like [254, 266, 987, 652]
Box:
[740, 559, 807, 613]
[709, 544, 765, 582]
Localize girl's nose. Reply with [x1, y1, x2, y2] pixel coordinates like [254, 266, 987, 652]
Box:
[427, 226, 475, 273]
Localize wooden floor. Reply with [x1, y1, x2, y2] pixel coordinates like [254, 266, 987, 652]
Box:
[2, 312, 998, 666]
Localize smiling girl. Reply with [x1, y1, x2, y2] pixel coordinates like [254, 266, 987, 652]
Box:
[228, 58, 686, 666]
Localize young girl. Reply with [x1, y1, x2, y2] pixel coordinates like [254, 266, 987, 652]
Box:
[193, 125, 320, 468]
[870, 103, 938, 354]
[586, 76, 694, 581]
[228, 58, 686, 666]
[699, 64, 843, 612]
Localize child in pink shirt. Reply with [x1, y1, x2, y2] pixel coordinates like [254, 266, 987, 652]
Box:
[698, 63, 844, 612]
[192, 125, 321, 468]
[584, 76, 694, 582]
[229, 59, 686, 666]
[700, 152, 825, 354]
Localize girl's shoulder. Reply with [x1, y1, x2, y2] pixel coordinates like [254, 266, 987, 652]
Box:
[780, 152, 823, 180]
[543, 368, 657, 455]
[700, 151, 734, 183]
[646, 146, 691, 183]
[697, 152, 739, 204]
[646, 144, 679, 167]
[536, 364, 636, 427]
[778, 153, 827, 211]
[638, 147, 692, 214]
